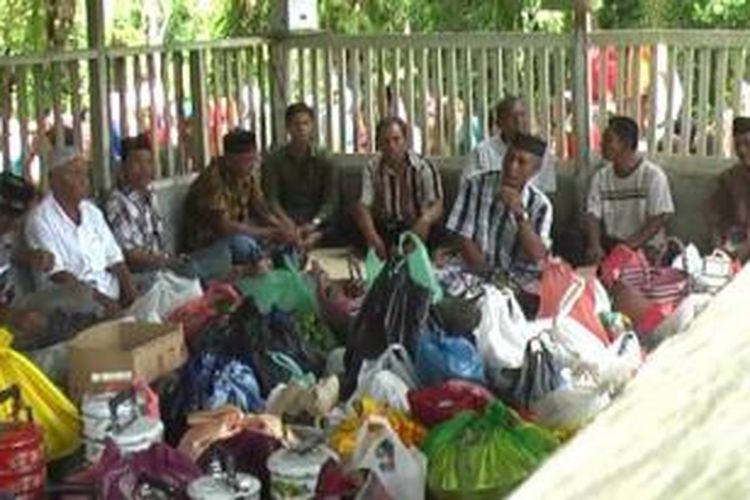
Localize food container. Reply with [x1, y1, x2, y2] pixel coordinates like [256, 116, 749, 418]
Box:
[82, 389, 163, 463]
[267, 443, 335, 500]
[0, 385, 45, 500]
[187, 473, 262, 500]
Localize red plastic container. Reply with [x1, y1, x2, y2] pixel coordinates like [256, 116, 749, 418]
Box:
[0, 385, 46, 500]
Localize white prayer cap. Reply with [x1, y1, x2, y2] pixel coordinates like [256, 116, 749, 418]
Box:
[48, 145, 83, 172]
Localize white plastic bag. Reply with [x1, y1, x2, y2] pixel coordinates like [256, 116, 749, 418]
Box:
[652, 293, 711, 340]
[531, 372, 611, 432]
[349, 344, 419, 412]
[351, 416, 427, 500]
[673, 245, 734, 292]
[127, 271, 203, 322]
[473, 285, 533, 370]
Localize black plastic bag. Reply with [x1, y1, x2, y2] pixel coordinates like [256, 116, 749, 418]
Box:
[344, 258, 431, 390]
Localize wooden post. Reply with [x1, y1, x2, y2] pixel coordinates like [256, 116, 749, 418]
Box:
[572, 0, 592, 170]
[189, 50, 210, 169]
[85, 0, 111, 192]
[269, 37, 289, 150]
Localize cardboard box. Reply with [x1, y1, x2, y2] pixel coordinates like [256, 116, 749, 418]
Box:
[68, 320, 187, 400]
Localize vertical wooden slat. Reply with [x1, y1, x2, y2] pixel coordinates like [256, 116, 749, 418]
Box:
[405, 47, 416, 149]
[338, 48, 348, 152]
[664, 46, 677, 155]
[509, 47, 519, 94]
[161, 51, 176, 178]
[298, 47, 306, 102]
[479, 48, 489, 142]
[310, 47, 319, 141]
[540, 47, 551, 142]
[680, 48, 695, 156]
[696, 48, 710, 156]
[715, 47, 729, 157]
[146, 53, 161, 177]
[524, 47, 535, 130]
[189, 49, 210, 169]
[364, 47, 375, 152]
[435, 47, 445, 155]
[555, 45, 567, 158]
[223, 50, 234, 129]
[630, 45, 641, 127]
[616, 46, 626, 114]
[116, 58, 129, 139]
[465, 47, 474, 152]
[257, 44, 269, 150]
[1, 68, 11, 171]
[17, 66, 29, 163]
[496, 47, 505, 101]
[172, 51, 186, 174]
[352, 48, 361, 153]
[210, 50, 222, 154]
[448, 46, 458, 155]
[732, 48, 746, 117]
[233, 50, 244, 130]
[324, 47, 334, 149]
[32, 65, 46, 179]
[377, 48, 387, 119]
[598, 44, 608, 139]
[492, 48, 502, 105]
[419, 48, 429, 154]
[647, 44, 659, 154]
[68, 61, 83, 151]
[133, 55, 144, 134]
[51, 62, 64, 148]
[392, 48, 401, 117]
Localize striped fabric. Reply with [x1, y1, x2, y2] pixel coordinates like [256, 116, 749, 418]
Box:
[360, 151, 443, 224]
[447, 170, 553, 286]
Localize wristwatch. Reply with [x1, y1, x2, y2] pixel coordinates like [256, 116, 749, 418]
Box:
[311, 217, 323, 228]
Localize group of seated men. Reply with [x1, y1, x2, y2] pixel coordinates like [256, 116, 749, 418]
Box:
[1, 96, 749, 342]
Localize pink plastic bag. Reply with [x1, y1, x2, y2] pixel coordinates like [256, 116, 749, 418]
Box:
[538, 259, 611, 344]
[168, 282, 242, 342]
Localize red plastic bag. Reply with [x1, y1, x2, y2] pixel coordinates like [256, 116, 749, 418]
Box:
[408, 380, 494, 427]
[168, 282, 242, 342]
[598, 245, 649, 289]
[538, 259, 611, 344]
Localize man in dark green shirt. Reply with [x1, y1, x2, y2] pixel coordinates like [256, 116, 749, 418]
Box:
[262, 102, 339, 249]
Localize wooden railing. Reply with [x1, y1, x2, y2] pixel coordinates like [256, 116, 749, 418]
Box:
[2, 29, 750, 190]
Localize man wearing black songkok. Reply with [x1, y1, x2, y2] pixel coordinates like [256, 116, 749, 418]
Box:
[447, 133, 553, 290]
[709, 116, 750, 262]
[181, 129, 296, 268]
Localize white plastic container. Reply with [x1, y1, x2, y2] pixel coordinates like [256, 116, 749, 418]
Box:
[187, 473, 262, 500]
[267, 445, 334, 500]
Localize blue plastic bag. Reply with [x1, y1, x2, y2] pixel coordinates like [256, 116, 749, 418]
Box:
[415, 331, 485, 387]
[190, 353, 265, 413]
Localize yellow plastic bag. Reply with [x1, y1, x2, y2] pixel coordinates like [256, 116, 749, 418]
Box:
[0, 328, 81, 460]
[330, 396, 425, 460]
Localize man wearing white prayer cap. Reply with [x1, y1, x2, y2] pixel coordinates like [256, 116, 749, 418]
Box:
[24, 145, 137, 315]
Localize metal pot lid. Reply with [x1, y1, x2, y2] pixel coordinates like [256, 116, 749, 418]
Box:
[267, 445, 333, 475]
[110, 417, 163, 447]
[188, 473, 261, 499]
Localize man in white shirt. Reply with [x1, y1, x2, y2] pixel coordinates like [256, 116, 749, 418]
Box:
[460, 95, 557, 193]
[585, 116, 675, 264]
[25, 146, 137, 315]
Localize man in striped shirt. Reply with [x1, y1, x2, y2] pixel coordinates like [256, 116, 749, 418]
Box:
[353, 117, 444, 259]
[447, 133, 552, 289]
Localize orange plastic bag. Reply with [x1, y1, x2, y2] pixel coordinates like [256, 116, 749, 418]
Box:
[538, 259, 611, 344]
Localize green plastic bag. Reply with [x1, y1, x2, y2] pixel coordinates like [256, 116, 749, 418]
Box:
[422, 402, 558, 498]
[398, 231, 443, 304]
[364, 231, 443, 304]
[238, 255, 318, 314]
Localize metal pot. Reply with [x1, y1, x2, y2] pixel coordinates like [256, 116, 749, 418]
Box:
[82, 388, 163, 463]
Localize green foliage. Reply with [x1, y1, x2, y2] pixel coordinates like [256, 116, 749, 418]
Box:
[597, 0, 750, 29]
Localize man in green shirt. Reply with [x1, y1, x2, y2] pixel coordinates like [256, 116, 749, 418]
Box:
[262, 102, 339, 250]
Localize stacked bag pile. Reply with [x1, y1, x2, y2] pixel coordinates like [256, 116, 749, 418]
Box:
[0, 231, 738, 499]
